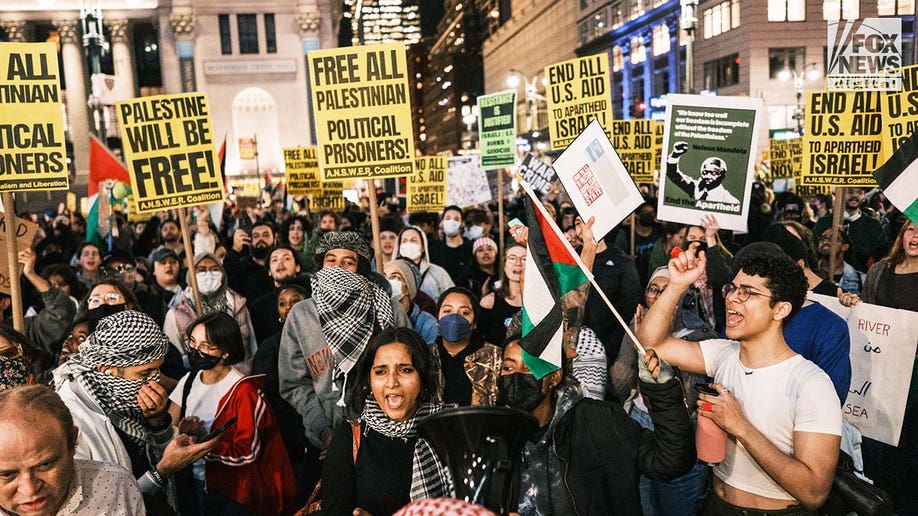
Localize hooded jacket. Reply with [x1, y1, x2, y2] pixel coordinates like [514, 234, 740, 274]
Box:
[396, 227, 454, 300]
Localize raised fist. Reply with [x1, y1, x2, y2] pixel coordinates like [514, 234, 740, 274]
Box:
[670, 141, 689, 158]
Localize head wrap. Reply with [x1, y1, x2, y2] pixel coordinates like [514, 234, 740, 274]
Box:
[647, 266, 669, 288]
[472, 237, 497, 255]
[384, 259, 419, 300]
[315, 231, 372, 261]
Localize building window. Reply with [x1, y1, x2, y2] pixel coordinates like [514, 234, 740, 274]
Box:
[823, 0, 859, 19]
[703, 0, 740, 39]
[703, 53, 740, 90]
[631, 35, 647, 64]
[768, 0, 806, 21]
[653, 58, 670, 97]
[653, 24, 671, 56]
[238, 14, 259, 54]
[577, 7, 610, 46]
[611, 1, 624, 28]
[769, 47, 806, 78]
[878, 0, 914, 14]
[612, 46, 624, 71]
[219, 14, 232, 54]
[264, 14, 277, 54]
[632, 0, 648, 19]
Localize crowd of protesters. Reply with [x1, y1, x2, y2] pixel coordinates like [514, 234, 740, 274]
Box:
[0, 180, 915, 516]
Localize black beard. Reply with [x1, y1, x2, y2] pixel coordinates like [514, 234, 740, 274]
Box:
[252, 247, 270, 260]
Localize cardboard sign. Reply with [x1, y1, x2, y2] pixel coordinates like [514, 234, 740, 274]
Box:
[238, 137, 256, 160]
[0, 42, 69, 192]
[800, 90, 882, 187]
[308, 43, 415, 180]
[117, 92, 225, 214]
[0, 212, 39, 296]
[881, 64, 918, 163]
[478, 90, 517, 169]
[309, 181, 346, 212]
[447, 155, 491, 208]
[551, 119, 644, 241]
[407, 157, 447, 212]
[657, 94, 761, 233]
[611, 120, 663, 183]
[284, 146, 322, 196]
[545, 52, 614, 150]
[519, 154, 556, 196]
[769, 138, 803, 179]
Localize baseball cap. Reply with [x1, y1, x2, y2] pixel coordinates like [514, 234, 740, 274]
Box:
[149, 247, 179, 263]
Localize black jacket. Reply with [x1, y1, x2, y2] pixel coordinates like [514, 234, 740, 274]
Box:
[584, 246, 642, 362]
[223, 248, 272, 300]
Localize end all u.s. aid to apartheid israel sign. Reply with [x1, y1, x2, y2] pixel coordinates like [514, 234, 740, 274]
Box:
[117, 92, 225, 214]
[308, 43, 415, 180]
[0, 42, 69, 192]
[545, 52, 614, 150]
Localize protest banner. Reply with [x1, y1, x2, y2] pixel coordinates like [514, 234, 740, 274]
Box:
[611, 120, 662, 183]
[117, 92, 225, 214]
[551, 119, 644, 240]
[0, 42, 69, 192]
[238, 137, 256, 160]
[519, 153, 556, 196]
[447, 155, 491, 208]
[407, 157, 447, 212]
[478, 90, 517, 169]
[800, 90, 882, 187]
[283, 146, 322, 196]
[0, 211, 38, 296]
[768, 138, 803, 180]
[308, 42, 415, 180]
[309, 181, 347, 212]
[657, 94, 761, 232]
[881, 64, 918, 163]
[545, 52, 614, 150]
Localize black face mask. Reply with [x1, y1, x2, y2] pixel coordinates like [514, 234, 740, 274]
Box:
[251, 246, 270, 260]
[87, 303, 126, 333]
[638, 212, 655, 227]
[497, 372, 546, 412]
[187, 348, 222, 370]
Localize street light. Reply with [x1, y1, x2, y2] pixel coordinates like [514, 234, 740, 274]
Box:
[779, 62, 822, 135]
[506, 69, 547, 136]
[81, 0, 109, 140]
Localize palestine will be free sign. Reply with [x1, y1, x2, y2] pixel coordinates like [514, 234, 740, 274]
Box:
[0, 43, 68, 192]
[117, 92, 225, 214]
[309, 43, 415, 180]
[545, 52, 614, 150]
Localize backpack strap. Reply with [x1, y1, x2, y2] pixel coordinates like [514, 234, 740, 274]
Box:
[351, 421, 362, 463]
[179, 369, 199, 419]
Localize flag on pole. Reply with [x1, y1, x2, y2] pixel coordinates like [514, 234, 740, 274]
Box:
[873, 132, 918, 226]
[87, 135, 130, 243]
[520, 181, 590, 378]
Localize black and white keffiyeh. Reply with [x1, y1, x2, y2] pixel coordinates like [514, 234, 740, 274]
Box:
[312, 267, 395, 376]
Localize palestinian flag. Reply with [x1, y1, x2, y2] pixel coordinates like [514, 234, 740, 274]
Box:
[520, 181, 589, 379]
[86, 135, 131, 243]
[874, 132, 918, 226]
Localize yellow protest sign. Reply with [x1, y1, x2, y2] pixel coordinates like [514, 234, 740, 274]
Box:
[308, 43, 415, 180]
[0, 42, 68, 192]
[801, 90, 882, 187]
[881, 65, 918, 162]
[768, 138, 803, 179]
[239, 137, 256, 160]
[0, 212, 38, 295]
[309, 181, 346, 212]
[407, 157, 447, 212]
[611, 120, 662, 183]
[545, 52, 614, 150]
[284, 146, 322, 196]
[117, 92, 225, 214]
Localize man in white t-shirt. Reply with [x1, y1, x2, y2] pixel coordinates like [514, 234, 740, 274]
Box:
[638, 243, 841, 514]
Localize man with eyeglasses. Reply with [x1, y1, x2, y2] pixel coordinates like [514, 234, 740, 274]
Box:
[102, 249, 167, 327]
[638, 245, 841, 515]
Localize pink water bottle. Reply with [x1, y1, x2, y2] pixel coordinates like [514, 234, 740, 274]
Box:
[694, 383, 726, 464]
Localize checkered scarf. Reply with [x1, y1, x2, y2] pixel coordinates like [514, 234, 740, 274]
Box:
[312, 267, 395, 377]
[58, 311, 169, 450]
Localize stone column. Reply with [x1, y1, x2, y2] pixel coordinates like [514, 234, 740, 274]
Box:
[297, 7, 322, 144]
[54, 19, 91, 181]
[0, 21, 27, 42]
[668, 20, 680, 94]
[643, 33, 653, 118]
[621, 42, 632, 119]
[104, 19, 135, 99]
[169, 11, 197, 92]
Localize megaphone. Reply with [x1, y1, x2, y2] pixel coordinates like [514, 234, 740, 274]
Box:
[418, 406, 539, 515]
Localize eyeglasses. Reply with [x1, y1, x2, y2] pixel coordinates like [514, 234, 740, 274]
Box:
[87, 291, 125, 309]
[506, 256, 526, 264]
[110, 264, 135, 273]
[185, 337, 220, 354]
[721, 283, 774, 303]
[646, 285, 666, 298]
[0, 342, 23, 359]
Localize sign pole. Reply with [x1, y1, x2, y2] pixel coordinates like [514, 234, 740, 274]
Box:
[367, 181, 384, 269]
[179, 207, 204, 317]
[828, 187, 846, 282]
[1, 193, 24, 332]
[497, 169, 506, 253]
[629, 213, 636, 257]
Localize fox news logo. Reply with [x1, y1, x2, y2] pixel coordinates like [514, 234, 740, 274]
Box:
[827, 18, 902, 91]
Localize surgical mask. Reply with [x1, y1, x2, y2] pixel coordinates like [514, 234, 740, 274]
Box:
[496, 372, 546, 412]
[438, 313, 472, 342]
[465, 225, 484, 240]
[87, 303, 127, 333]
[443, 219, 462, 237]
[399, 242, 422, 261]
[388, 278, 406, 301]
[0, 356, 30, 390]
[187, 347, 222, 370]
[196, 271, 223, 294]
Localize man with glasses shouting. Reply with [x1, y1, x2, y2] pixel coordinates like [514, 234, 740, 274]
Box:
[638, 243, 842, 515]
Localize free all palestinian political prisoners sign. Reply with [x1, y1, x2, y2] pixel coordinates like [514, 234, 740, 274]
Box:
[0, 43, 68, 192]
[308, 43, 415, 180]
[657, 94, 761, 233]
[117, 93, 225, 214]
[545, 53, 614, 150]
[284, 146, 322, 196]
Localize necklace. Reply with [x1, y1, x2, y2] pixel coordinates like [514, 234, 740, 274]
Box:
[740, 347, 792, 375]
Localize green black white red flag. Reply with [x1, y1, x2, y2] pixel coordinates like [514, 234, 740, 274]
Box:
[874, 131, 918, 226]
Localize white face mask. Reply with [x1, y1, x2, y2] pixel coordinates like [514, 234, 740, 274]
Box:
[465, 225, 484, 240]
[399, 242, 422, 261]
[388, 278, 405, 301]
[196, 271, 223, 294]
[443, 219, 462, 237]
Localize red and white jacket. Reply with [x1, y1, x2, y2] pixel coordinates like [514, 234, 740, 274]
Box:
[205, 374, 297, 516]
